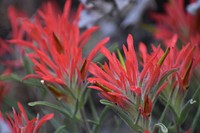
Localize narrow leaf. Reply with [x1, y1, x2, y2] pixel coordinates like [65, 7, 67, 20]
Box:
[177, 99, 196, 124]
[117, 48, 126, 70]
[153, 123, 168, 133]
[54, 125, 67, 133]
[100, 99, 142, 132]
[157, 48, 170, 66]
[28, 101, 72, 118]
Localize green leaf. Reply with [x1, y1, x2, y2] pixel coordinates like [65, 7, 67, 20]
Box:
[153, 123, 168, 133]
[88, 96, 98, 121]
[159, 95, 178, 121]
[22, 55, 33, 74]
[157, 48, 170, 66]
[72, 99, 79, 118]
[93, 106, 109, 133]
[100, 99, 142, 132]
[54, 125, 67, 133]
[191, 101, 200, 133]
[157, 68, 178, 90]
[0, 74, 22, 82]
[86, 119, 99, 125]
[117, 48, 126, 70]
[23, 79, 46, 88]
[79, 86, 90, 108]
[177, 99, 196, 124]
[28, 101, 72, 118]
[152, 68, 178, 102]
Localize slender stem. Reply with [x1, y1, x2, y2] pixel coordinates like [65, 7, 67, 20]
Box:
[134, 111, 141, 125]
[144, 118, 150, 131]
[159, 101, 170, 123]
[176, 123, 180, 133]
[153, 126, 159, 133]
[93, 106, 109, 133]
[80, 108, 92, 133]
[191, 102, 200, 133]
[152, 123, 168, 133]
[89, 96, 98, 120]
[159, 86, 174, 123]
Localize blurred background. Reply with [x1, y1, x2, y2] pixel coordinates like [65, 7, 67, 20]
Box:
[0, 0, 199, 132]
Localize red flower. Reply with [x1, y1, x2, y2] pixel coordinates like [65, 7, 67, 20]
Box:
[0, 5, 26, 76]
[9, 0, 109, 99]
[7, 5, 26, 39]
[185, 128, 192, 133]
[0, 6, 26, 102]
[145, 35, 196, 92]
[0, 102, 54, 133]
[0, 81, 10, 106]
[88, 34, 170, 119]
[144, 130, 150, 133]
[152, 0, 200, 65]
[152, 0, 199, 43]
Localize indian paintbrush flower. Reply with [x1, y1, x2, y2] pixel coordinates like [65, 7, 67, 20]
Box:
[9, 0, 109, 103]
[88, 34, 171, 132]
[0, 102, 54, 133]
[151, 0, 200, 62]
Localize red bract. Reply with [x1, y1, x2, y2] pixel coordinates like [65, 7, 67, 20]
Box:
[10, 0, 109, 97]
[7, 5, 26, 39]
[0, 5, 26, 76]
[152, 0, 200, 60]
[146, 35, 196, 92]
[0, 81, 10, 106]
[88, 34, 170, 120]
[152, 0, 199, 43]
[1, 102, 54, 133]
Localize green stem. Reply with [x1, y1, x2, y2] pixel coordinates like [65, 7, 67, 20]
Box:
[159, 101, 170, 123]
[144, 118, 150, 131]
[153, 123, 168, 133]
[176, 123, 180, 133]
[80, 108, 92, 133]
[89, 96, 98, 120]
[134, 111, 140, 125]
[93, 106, 109, 133]
[159, 86, 174, 123]
[191, 102, 200, 133]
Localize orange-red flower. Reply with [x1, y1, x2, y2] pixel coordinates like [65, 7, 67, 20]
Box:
[152, 0, 200, 63]
[7, 5, 26, 39]
[10, 0, 109, 95]
[152, 0, 200, 44]
[88, 34, 170, 120]
[0, 102, 54, 133]
[145, 35, 196, 93]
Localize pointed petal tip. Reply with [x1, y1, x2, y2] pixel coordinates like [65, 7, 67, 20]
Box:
[127, 34, 133, 40]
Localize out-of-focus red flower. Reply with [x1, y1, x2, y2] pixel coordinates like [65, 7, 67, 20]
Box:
[0, 81, 10, 106]
[7, 5, 26, 39]
[0, 102, 54, 133]
[88, 34, 169, 119]
[185, 128, 192, 133]
[9, 0, 109, 100]
[152, 0, 200, 44]
[0, 5, 26, 76]
[152, 0, 200, 61]
[144, 130, 150, 133]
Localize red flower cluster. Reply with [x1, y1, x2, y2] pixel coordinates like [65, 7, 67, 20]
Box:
[0, 102, 54, 133]
[88, 34, 170, 119]
[0, 6, 26, 106]
[10, 1, 109, 98]
[145, 35, 196, 93]
[152, 0, 200, 64]
[152, 0, 200, 43]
